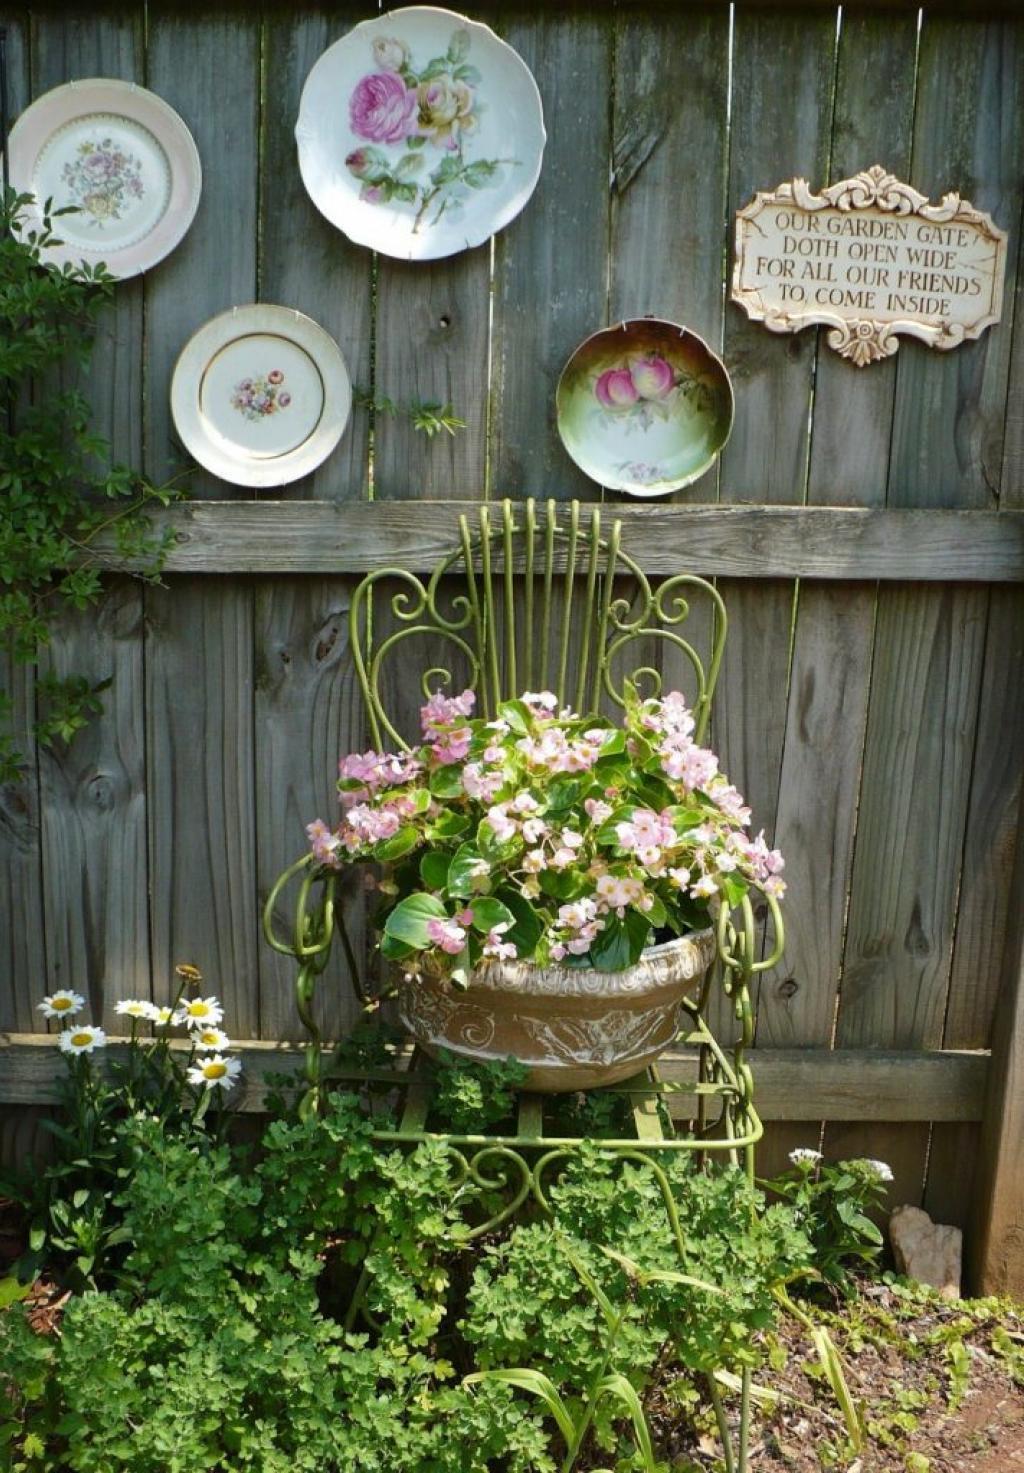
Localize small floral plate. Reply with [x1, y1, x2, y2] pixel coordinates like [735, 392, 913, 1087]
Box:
[7, 78, 201, 279]
[170, 305, 352, 489]
[295, 5, 546, 260]
[556, 320, 735, 498]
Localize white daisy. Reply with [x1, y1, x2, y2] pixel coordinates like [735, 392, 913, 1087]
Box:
[192, 1026, 231, 1053]
[861, 1159, 894, 1183]
[788, 1148, 823, 1167]
[186, 1054, 241, 1092]
[152, 1006, 175, 1026]
[38, 990, 86, 1020]
[114, 999, 159, 1021]
[58, 1025, 107, 1055]
[173, 996, 224, 1029]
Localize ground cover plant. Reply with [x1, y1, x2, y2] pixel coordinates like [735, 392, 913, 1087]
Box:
[2, 1021, 1020, 1472]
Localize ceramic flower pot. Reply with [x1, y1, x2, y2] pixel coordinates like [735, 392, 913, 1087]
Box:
[397, 929, 716, 1092]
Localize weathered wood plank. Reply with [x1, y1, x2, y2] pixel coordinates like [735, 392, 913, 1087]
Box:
[143, 11, 261, 1037]
[144, 6, 260, 499]
[610, 2, 729, 502]
[374, 257, 490, 499]
[259, 4, 371, 501]
[0, 7, 42, 1036]
[97, 501, 1024, 579]
[32, 8, 151, 1026]
[837, 14, 1024, 1198]
[144, 581, 259, 1035]
[887, 17, 1024, 512]
[714, 7, 837, 1033]
[962, 140, 1024, 1290]
[253, 578, 367, 1041]
[255, 6, 371, 1041]
[761, 8, 918, 1051]
[490, 6, 612, 499]
[835, 585, 988, 1049]
[969, 812, 1024, 1294]
[0, 1036, 990, 1122]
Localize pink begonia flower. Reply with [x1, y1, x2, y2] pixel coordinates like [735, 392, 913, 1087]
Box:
[482, 923, 517, 961]
[715, 852, 738, 873]
[432, 725, 472, 765]
[486, 804, 518, 842]
[557, 899, 598, 931]
[668, 866, 691, 890]
[561, 829, 584, 850]
[307, 819, 343, 867]
[521, 690, 558, 713]
[585, 797, 613, 825]
[661, 741, 719, 790]
[522, 849, 545, 873]
[455, 907, 475, 926]
[512, 791, 540, 814]
[463, 763, 503, 803]
[549, 942, 567, 961]
[709, 779, 751, 826]
[595, 368, 639, 410]
[629, 355, 675, 400]
[349, 71, 417, 144]
[550, 847, 576, 870]
[595, 873, 644, 915]
[615, 808, 675, 854]
[521, 817, 548, 845]
[426, 917, 467, 954]
[691, 874, 719, 900]
[483, 744, 504, 763]
[421, 688, 476, 733]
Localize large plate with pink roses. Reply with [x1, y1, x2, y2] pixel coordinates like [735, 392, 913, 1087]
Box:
[295, 6, 546, 260]
[8, 78, 201, 280]
[170, 305, 352, 489]
[556, 320, 735, 498]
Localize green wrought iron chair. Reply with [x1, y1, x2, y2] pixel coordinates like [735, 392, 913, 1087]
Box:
[263, 497, 784, 1181]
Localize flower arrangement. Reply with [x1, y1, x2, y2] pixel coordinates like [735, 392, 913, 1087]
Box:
[306, 686, 784, 985]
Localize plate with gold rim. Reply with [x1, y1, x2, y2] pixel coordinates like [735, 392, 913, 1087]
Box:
[170, 305, 352, 490]
[8, 78, 201, 279]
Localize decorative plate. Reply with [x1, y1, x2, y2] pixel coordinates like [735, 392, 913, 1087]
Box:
[556, 320, 735, 498]
[170, 305, 352, 490]
[295, 5, 546, 261]
[7, 78, 202, 279]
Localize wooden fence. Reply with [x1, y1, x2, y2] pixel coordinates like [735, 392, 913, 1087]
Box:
[1, 0, 1023, 1293]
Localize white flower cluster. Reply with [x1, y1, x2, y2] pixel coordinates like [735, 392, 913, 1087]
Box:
[38, 987, 242, 1092]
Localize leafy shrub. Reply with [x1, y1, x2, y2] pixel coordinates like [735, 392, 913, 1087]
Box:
[764, 1148, 894, 1292]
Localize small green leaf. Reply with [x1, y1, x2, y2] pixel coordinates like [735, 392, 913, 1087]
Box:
[467, 896, 515, 934]
[383, 892, 447, 949]
[374, 825, 420, 862]
[420, 851, 451, 890]
[429, 764, 464, 799]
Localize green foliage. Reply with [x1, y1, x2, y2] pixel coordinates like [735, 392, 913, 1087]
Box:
[353, 385, 466, 439]
[0, 1086, 818, 1472]
[0, 189, 181, 781]
[430, 1051, 529, 1133]
[763, 1152, 892, 1292]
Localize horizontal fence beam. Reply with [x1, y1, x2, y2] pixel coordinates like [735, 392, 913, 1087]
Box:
[108, 502, 1024, 582]
[0, 1036, 988, 1122]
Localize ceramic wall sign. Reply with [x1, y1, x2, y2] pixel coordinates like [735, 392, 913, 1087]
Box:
[295, 5, 546, 261]
[732, 164, 1007, 366]
[556, 319, 734, 498]
[170, 305, 352, 489]
[8, 79, 202, 279]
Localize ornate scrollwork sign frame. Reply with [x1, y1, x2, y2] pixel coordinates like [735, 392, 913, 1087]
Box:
[731, 164, 1007, 366]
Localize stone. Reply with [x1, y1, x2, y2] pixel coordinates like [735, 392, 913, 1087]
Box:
[889, 1205, 962, 1300]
